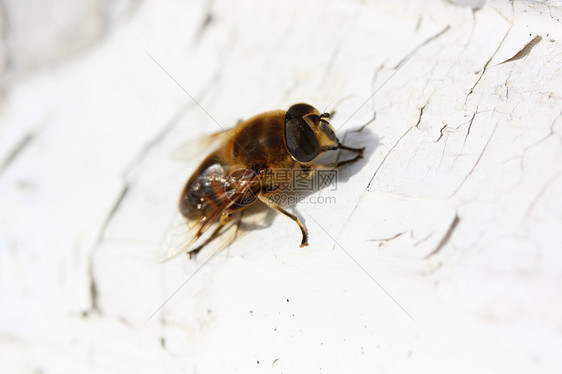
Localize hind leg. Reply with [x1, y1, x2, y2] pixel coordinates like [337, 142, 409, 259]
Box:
[187, 212, 232, 259]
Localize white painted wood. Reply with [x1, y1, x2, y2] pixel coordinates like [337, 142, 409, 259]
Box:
[1, 0, 561, 372]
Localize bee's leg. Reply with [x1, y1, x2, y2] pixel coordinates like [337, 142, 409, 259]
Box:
[187, 223, 225, 258]
[333, 153, 362, 168]
[337, 143, 365, 154]
[316, 143, 365, 169]
[188, 212, 232, 259]
[315, 151, 364, 169]
[233, 210, 244, 240]
[220, 211, 233, 225]
[258, 195, 308, 247]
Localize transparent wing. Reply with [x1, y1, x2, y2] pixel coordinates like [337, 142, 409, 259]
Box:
[170, 128, 235, 162]
[157, 209, 250, 262]
[157, 213, 206, 262]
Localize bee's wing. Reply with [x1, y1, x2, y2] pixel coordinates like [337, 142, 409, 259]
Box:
[157, 213, 207, 262]
[170, 128, 235, 162]
[158, 203, 231, 262]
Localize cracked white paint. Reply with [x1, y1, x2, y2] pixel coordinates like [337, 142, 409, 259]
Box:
[1, 0, 561, 373]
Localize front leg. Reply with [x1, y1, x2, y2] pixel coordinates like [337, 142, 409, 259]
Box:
[337, 143, 365, 154]
[316, 143, 365, 169]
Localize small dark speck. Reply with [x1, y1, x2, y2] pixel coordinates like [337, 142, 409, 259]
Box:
[207, 309, 212, 314]
[274, 327, 277, 331]
[292, 314, 294, 316]
[257, 360, 259, 364]
[286, 298, 289, 302]
[249, 310, 253, 315]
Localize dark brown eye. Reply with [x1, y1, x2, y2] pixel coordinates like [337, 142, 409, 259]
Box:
[320, 121, 337, 142]
[285, 118, 320, 163]
[286, 103, 316, 121]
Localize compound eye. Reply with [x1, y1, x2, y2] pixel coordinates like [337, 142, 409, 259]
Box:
[286, 103, 316, 121]
[285, 118, 320, 163]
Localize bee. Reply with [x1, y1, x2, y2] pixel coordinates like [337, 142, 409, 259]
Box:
[172, 103, 364, 259]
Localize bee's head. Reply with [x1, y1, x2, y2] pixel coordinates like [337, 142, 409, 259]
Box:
[284, 103, 339, 163]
